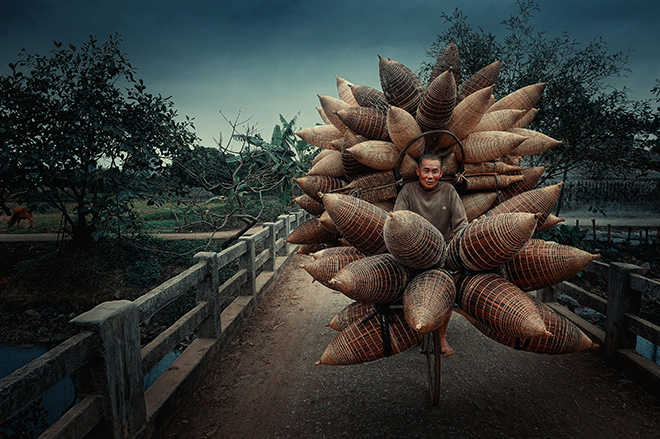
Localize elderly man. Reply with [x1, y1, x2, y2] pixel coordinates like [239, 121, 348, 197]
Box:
[394, 153, 468, 357]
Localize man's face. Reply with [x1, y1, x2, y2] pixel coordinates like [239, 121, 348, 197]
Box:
[416, 158, 443, 191]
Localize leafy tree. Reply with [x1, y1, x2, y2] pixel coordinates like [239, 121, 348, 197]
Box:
[421, 0, 659, 213]
[0, 34, 198, 248]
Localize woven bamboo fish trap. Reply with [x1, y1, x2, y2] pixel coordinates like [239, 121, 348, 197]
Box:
[489, 82, 547, 113]
[294, 175, 345, 202]
[434, 85, 494, 151]
[317, 106, 332, 125]
[301, 253, 365, 289]
[328, 301, 375, 332]
[311, 245, 364, 260]
[446, 212, 539, 271]
[536, 214, 564, 233]
[321, 193, 388, 255]
[349, 84, 390, 113]
[383, 210, 447, 270]
[387, 105, 426, 158]
[440, 152, 458, 173]
[342, 170, 399, 203]
[502, 239, 600, 292]
[499, 154, 522, 166]
[336, 75, 359, 106]
[317, 306, 421, 365]
[319, 210, 341, 235]
[454, 131, 528, 163]
[459, 192, 498, 222]
[336, 107, 389, 141]
[379, 56, 424, 116]
[462, 174, 524, 191]
[464, 161, 522, 175]
[329, 254, 410, 303]
[456, 273, 550, 338]
[457, 60, 501, 101]
[512, 108, 539, 129]
[510, 128, 561, 156]
[416, 69, 457, 133]
[473, 109, 526, 133]
[464, 300, 597, 354]
[403, 269, 455, 333]
[485, 182, 563, 227]
[296, 124, 343, 150]
[298, 243, 337, 255]
[293, 194, 325, 216]
[308, 150, 344, 177]
[312, 148, 335, 165]
[348, 141, 418, 177]
[287, 217, 339, 245]
[428, 41, 460, 86]
[496, 165, 547, 203]
[319, 95, 351, 134]
[341, 133, 376, 181]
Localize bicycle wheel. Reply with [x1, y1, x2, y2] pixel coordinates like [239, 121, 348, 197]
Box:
[421, 330, 442, 405]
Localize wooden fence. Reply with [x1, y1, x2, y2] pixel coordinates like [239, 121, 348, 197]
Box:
[538, 260, 660, 398]
[0, 210, 310, 439]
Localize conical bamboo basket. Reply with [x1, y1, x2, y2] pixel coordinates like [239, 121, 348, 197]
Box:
[319, 210, 341, 235]
[485, 182, 563, 227]
[348, 141, 418, 177]
[343, 171, 399, 203]
[462, 174, 525, 191]
[434, 85, 494, 150]
[294, 175, 345, 202]
[307, 150, 344, 177]
[312, 148, 335, 165]
[328, 301, 375, 332]
[298, 243, 337, 255]
[454, 131, 528, 163]
[464, 161, 522, 175]
[311, 246, 364, 260]
[428, 41, 460, 87]
[441, 152, 458, 173]
[536, 214, 564, 233]
[336, 75, 359, 106]
[510, 128, 561, 156]
[379, 56, 425, 116]
[473, 109, 526, 133]
[349, 84, 390, 113]
[457, 60, 501, 101]
[489, 83, 547, 112]
[341, 132, 376, 181]
[446, 212, 539, 271]
[384, 210, 447, 270]
[293, 194, 325, 216]
[456, 273, 550, 338]
[496, 166, 547, 203]
[416, 69, 457, 133]
[403, 269, 455, 333]
[459, 192, 498, 222]
[301, 253, 365, 289]
[287, 217, 339, 245]
[512, 108, 539, 129]
[336, 107, 389, 141]
[319, 94, 351, 134]
[296, 124, 343, 150]
[387, 105, 426, 158]
[317, 106, 332, 125]
[329, 254, 410, 303]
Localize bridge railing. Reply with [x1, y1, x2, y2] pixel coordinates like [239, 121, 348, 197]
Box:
[0, 209, 310, 439]
[538, 260, 660, 398]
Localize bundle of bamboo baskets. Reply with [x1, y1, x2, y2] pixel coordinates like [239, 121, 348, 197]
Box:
[289, 42, 600, 367]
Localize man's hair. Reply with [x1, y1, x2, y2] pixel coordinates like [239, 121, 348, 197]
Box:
[417, 153, 442, 168]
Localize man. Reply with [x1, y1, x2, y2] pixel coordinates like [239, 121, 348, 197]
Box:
[394, 153, 468, 357]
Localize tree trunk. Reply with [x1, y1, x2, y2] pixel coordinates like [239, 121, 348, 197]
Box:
[69, 213, 96, 250]
[554, 167, 569, 217]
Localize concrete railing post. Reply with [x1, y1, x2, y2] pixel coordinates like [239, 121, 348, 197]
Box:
[275, 216, 289, 257]
[239, 235, 257, 296]
[71, 301, 145, 438]
[605, 262, 643, 357]
[193, 252, 221, 338]
[263, 222, 277, 271]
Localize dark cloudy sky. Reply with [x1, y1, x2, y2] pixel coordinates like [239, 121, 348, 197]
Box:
[2, 0, 658, 147]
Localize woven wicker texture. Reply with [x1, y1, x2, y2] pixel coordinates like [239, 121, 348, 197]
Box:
[500, 155, 522, 166]
[502, 239, 600, 291]
[383, 210, 447, 270]
[489, 82, 547, 112]
[463, 174, 525, 191]
[336, 107, 389, 141]
[485, 182, 563, 227]
[321, 193, 388, 255]
[459, 192, 498, 222]
[455, 131, 527, 163]
[298, 243, 337, 255]
[428, 41, 461, 87]
[294, 175, 345, 202]
[308, 150, 344, 177]
[340, 132, 376, 181]
[311, 246, 364, 260]
[456, 273, 549, 338]
[293, 194, 325, 216]
[329, 254, 410, 303]
[440, 152, 458, 173]
[296, 124, 343, 150]
[317, 106, 332, 125]
[349, 84, 390, 113]
[446, 212, 538, 271]
[319, 95, 351, 134]
[348, 141, 417, 177]
[301, 253, 365, 289]
[457, 60, 501, 101]
[416, 69, 457, 133]
[378, 56, 424, 116]
[512, 108, 539, 129]
[435, 85, 494, 150]
[328, 301, 375, 332]
[287, 217, 339, 245]
[464, 162, 522, 175]
[536, 214, 564, 233]
[403, 269, 455, 333]
[312, 148, 335, 165]
[465, 299, 597, 354]
[510, 128, 562, 156]
[387, 105, 426, 158]
[473, 109, 526, 133]
[343, 171, 398, 203]
[336, 75, 359, 106]
[317, 307, 421, 365]
[496, 165, 547, 203]
[319, 210, 341, 235]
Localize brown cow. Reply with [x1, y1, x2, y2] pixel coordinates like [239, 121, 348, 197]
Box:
[8, 207, 33, 228]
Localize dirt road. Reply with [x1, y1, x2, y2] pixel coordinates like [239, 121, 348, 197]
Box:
[162, 253, 660, 439]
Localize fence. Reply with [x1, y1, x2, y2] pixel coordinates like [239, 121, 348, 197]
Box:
[0, 210, 310, 439]
[557, 179, 660, 213]
[538, 260, 660, 398]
